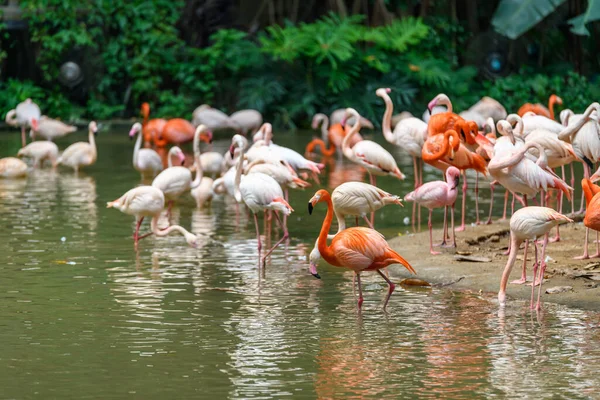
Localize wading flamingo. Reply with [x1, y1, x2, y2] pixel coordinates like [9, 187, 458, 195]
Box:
[57, 121, 98, 172]
[342, 108, 405, 186]
[107, 185, 198, 247]
[308, 181, 403, 277]
[306, 113, 363, 157]
[404, 167, 460, 254]
[498, 206, 572, 310]
[517, 94, 562, 120]
[129, 122, 163, 178]
[155, 118, 195, 147]
[229, 134, 294, 266]
[197, 131, 225, 178]
[579, 176, 600, 259]
[5, 98, 41, 147]
[140, 103, 167, 147]
[190, 126, 215, 208]
[152, 126, 210, 214]
[0, 157, 28, 178]
[17, 141, 59, 168]
[308, 189, 416, 310]
[29, 117, 77, 141]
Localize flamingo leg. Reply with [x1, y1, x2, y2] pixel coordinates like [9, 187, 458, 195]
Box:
[530, 238, 540, 308]
[166, 201, 173, 221]
[253, 213, 262, 263]
[436, 206, 448, 247]
[412, 157, 418, 231]
[535, 233, 550, 310]
[474, 173, 480, 225]
[262, 211, 289, 264]
[377, 269, 395, 311]
[511, 193, 515, 216]
[133, 217, 144, 243]
[363, 216, 374, 229]
[570, 162, 576, 215]
[593, 231, 600, 258]
[284, 188, 289, 233]
[21, 126, 26, 147]
[356, 272, 364, 309]
[450, 203, 456, 248]
[355, 216, 359, 226]
[429, 209, 441, 255]
[418, 159, 423, 231]
[511, 239, 529, 284]
[575, 228, 591, 260]
[501, 189, 509, 221]
[486, 180, 495, 225]
[456, 170, 467, 232]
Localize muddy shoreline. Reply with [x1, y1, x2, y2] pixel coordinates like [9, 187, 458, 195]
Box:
[387, 218, 600, 311]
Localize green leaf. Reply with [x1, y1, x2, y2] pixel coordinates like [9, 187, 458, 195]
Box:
[492, 0, 567, 39]
[364, 17, 429, 53]
[568, 0, 600, 35]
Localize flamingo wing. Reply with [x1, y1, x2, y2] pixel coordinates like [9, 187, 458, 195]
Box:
[330, 227, 389, 270]
[352, 141, 398, 172]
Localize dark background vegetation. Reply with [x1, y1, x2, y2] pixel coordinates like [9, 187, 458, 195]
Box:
[0, 0, 599, 128]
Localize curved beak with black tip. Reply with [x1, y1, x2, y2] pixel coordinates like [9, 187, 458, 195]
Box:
[308, 202, 314, 215]
[229, 144, 235, 158]
[309, 262, 321, 279]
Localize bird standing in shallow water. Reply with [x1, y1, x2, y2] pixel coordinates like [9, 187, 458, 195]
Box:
[498, 206, 572, 310]
[308, 189, 415, 310]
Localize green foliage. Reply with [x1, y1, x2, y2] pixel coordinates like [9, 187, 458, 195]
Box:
[568, 0, 600, 35]
[492, 0, 567, 39]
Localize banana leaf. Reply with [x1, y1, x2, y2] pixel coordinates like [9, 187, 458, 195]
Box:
[568, 0, 600, 35]
[491, 0, 567, 39]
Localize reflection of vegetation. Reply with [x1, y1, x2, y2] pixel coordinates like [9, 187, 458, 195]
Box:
[2, 1, 599, 127]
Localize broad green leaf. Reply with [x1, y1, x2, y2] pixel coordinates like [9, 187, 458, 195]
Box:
[492, 0, 567, 39]
[568, 0, 600, 35]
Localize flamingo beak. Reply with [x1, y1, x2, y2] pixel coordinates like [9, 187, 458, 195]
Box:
[556, 96, 563, 105]
[308, 202, 314, 215]
[229, 144, 235, 158]
[591, 169, 600, 183]
[178, 152, 185, 166]
[309, 262, 321, 279]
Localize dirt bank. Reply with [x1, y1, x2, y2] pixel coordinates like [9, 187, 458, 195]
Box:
[387, 217, 600, 311]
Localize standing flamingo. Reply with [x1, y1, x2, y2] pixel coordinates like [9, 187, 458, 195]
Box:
[0, 157, 28, 178]
[404, 167, 460, 254]
[5, 98, 41, 147]
[129, 122, 163, 178]
[155, 119, 196, 147]
[17, 141, 59, 168]
[29, 117, 77, 141]
[517, 94, 563, 120]
[229, 134, 294, 266]
[579, 176, 600, 259]
[341, 108, 405, 186]
[498, 207, 572, 310]
[107, 185, 198, 247]
[305, 113, 362, 157]
[308, 189, 416, 310]
[57, 121, 98, 172]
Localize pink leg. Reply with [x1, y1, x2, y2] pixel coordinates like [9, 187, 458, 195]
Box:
[377, 269, 396, 310]
[535, 234, 550, 310]
[166, 201, 173, 221]
[363, 216, 374, 229]
[133, 217, 144, 243]
[529, 238, 540, 308]
[456, 171, 467, 232]
[21, 126, 26, 148]
[511, 193, 515, 216]
[474, 173, 480, 225]
[436, 206, 448, 246]
[500, 189, 509, 221]
[429, 209, 441, 255]
[486, 180, 495, 225]
[284, 188, 289, 234]
[575, 228, 591, 260]
[261, 211, 289, 264]
[593, 231, 600, 258]
[356, 272, 364, 309]
[253, 213, 262, 263]
[412, 157, 418, 231]
[418, 159, 423, 231]
[511, 239, 529, 284]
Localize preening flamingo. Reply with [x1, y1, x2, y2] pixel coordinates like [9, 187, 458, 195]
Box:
[229, 134, 294, 266]
[0, 157, 28, 178]
[230, 109, 263, 136]
[140, 103, 167, 147]
[17, 141, 59, 168]
[404, 167, 460, 254]
[498, 206, 572, 310]
[129, 122, 163, 178]
[152, 127, 210, 214]
[330, 109, 374, 130]
[517, 94, 563, 120]
[107, 185, 198, 247]
[342, 108, 405, 186]
[57, 121, 98, 172]
[5, 98, 41, 147]
[308, 189, 416, 310]
[30, 117, 77, 141]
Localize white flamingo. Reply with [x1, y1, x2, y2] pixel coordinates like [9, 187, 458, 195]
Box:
[5, 98, 41, 147]
[129, 122, 163, 178]
[17, 141, 59, 168]
[30, 116, 77, 141]
[0, 157, 28, 178]
[57, 121, 98, 172]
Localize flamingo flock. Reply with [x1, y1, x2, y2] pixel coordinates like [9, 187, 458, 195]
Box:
[3, 92, 600, 312]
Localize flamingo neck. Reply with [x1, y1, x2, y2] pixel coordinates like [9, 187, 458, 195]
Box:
[233, 147, 245, 203]
[439, 97, 453, 113]
[320, 116, 329, 142]
[341, 113, 361, 161]
[133, 130, 142, 167]
[151, 215, 192, 237]
[316, 193, 336, 264]
[499, 234, 521, 297]
[88, 127, 97, 158]
[306, 138, 336, 156]
[558, 103, 599, 142]
[167, 147, 178, 168]
[191, 131, 203, 188]
[423, 130, 457, 162]
[381, 92, 394, 143]
[549, 97, 556, 121]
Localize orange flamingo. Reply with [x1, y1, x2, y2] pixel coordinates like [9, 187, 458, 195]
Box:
[426, 94, 479, 143]
[308, 189, 416, 310]
[140, 103, 167, 147]
[578, 177, 600, 259]
[155, 118, 196, 148]
[305, 114, 361, 156]
[423, 129, 487, 232]
[517, 94, 563, 120]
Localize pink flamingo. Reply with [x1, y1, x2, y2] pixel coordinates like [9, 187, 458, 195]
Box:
[341, 108, 405, 186]
[229, 134, 294, 266]
[17, 141, 59, 168]
[498, 206, 572, 310]
[404, 167, 460, 255]
[5, 98, 41, 147]
[107, 185, 198, 247]
[129, 122, 163, 178]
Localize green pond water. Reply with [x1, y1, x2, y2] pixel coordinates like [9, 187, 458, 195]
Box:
[0, 127, 598, 399]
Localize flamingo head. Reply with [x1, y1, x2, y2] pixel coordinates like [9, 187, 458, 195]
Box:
[550, 94, 563, 106]
[309, 246, 321, 280]
[89, 121, 98, 135]
[308, 189, 329, 214]
[445, 166, 461, 189]
[129, 122, 142, 139]
[311, 114, 325, 130]
[229, 134, 247, 157]
[171, 146, 185, 166]
[199, 130, 213, 144]
[140, 102, 150, 117]
[184, 232, 198, 248]
[375, 87, 392, 98]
